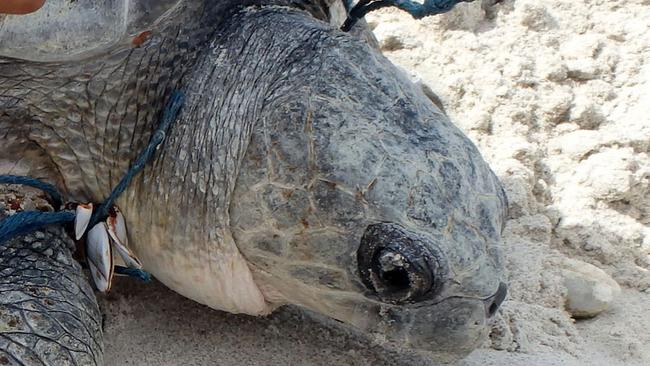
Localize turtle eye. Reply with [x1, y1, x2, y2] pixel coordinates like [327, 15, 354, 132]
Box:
[357, 223, 442, 304]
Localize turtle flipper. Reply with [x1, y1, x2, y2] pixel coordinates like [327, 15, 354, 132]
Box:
[0, 189, 102, 366]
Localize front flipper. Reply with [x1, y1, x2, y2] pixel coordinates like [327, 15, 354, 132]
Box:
[0, 188, 102, 366]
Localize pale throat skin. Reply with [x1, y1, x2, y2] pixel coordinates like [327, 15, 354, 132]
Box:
[0, 0, 508, 358]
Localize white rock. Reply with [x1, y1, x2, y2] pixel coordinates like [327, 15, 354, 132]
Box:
[515, 0, 555, 31]
[536, 55, 569, 82]
[372, 22, 421, 51]
[566, 58, 600, 80]
[559, 34, 603, 60]
[574, 148, 638, 202]
[538, 85, 573, 123]
[434, 1, 486, 31]
[569, 95, 606, 129]
[548, 130, 602, 159]
[558, 258, 621, 318]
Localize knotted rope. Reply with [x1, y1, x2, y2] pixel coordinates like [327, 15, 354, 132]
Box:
[0, 90, 185, 282]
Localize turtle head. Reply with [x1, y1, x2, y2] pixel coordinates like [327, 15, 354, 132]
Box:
[229, 15, 508, 360]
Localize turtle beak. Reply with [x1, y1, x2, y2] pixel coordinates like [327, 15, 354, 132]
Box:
[483, 282, 507, 318]
[86, 222, 114, 292]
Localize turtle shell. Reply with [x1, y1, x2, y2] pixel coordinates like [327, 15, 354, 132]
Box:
[0, 0, 183, 62]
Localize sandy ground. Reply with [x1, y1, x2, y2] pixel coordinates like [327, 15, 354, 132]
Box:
[103, 1, 649, 365]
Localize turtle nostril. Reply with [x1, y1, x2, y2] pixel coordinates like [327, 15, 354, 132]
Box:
[485, 282, 508, 318]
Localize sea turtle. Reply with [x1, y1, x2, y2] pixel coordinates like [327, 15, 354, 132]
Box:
[0, 0, 508, 364]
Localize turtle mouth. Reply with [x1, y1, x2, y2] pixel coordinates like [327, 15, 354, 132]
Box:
[401, 296, 491, 358]
[338, 294, 496, 360]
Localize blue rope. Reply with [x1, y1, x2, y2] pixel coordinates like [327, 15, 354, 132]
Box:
[341, 0, 467, 31]
[115, 265, 152, 283]
[0, 175, 64, 210]
[0, 211, 75, 244]
[0, 91, 185, 284]
[89, 90, 185, 228]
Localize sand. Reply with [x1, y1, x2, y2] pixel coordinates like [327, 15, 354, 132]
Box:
[103, 1, 650, 365]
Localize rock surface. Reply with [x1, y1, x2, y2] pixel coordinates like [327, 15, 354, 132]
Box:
[559, 258, 621, 318]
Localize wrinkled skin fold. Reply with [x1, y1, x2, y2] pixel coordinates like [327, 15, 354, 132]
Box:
[0, 1, 507, 364]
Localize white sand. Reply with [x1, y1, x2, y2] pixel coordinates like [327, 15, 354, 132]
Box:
[103, 1, 650, 365]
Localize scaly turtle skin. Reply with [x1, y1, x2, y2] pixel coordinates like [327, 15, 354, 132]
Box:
[0, 0, 507, 364]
